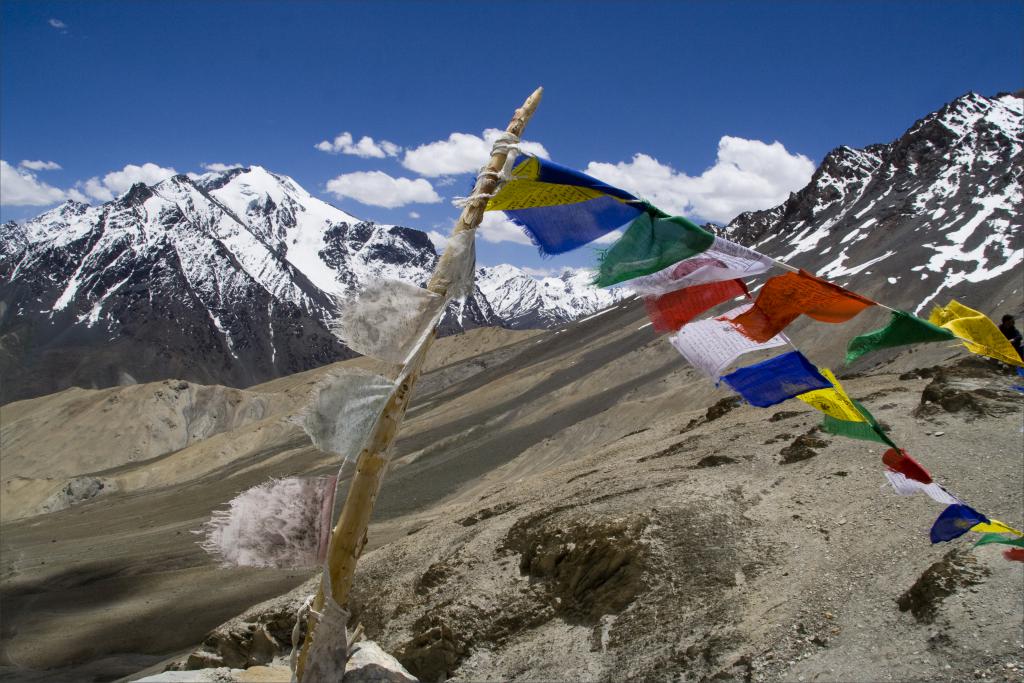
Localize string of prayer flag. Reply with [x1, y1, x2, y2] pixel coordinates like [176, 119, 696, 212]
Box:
[668, 303, 790, 378]
[644, 279, 748, 333]
[720, 350, 831, 408]
[482, 154, 1022, 554]
[845, 309, 956, 364]
[727, 270, 876, 343]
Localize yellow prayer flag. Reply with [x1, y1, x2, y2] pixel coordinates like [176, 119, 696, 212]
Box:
[970, 519, 1023, 536]
[929, 300, 1024, 367]
[797, 368, 866, 422]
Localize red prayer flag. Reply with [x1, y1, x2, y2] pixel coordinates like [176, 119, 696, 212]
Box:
[1004, 548, 1024, 562]
[728, 270, 875, 342]
[644, 279, 749, 333]
[882, 448, 933, 484]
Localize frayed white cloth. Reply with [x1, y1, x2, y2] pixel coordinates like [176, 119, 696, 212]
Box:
[303, 369, 396, 463]
[299, 593, 350, 683]
[432, 229, 477, 301]
[198, 476, 337, 568]
[332, 279, 444, 364]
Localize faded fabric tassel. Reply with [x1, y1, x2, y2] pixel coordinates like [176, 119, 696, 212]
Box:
[332, 279, 444, 364]
[303, 369, 396, 463]
[198, 476, 337, 568]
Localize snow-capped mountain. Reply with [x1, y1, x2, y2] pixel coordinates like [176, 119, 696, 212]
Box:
[0, 167, 612, 402]
[476, 264, 629, 329]
[725, 91, 1023, 314]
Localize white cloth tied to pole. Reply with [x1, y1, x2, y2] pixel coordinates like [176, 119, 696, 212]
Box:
[303, 369, 397, 462]
[883, 471, 961, 505]
[198, 475, 337, 569]
[668, 303, 789, 378]
[627, 236, 774, 296]
[294, 586, 351, 683]
[333, 279, 445, 364]
[430, 229, 477, 301]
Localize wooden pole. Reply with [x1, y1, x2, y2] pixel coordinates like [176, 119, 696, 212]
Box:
[295, 86, 543, 680]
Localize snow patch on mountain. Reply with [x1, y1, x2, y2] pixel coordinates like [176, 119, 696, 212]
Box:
[477, 264, 630, 329]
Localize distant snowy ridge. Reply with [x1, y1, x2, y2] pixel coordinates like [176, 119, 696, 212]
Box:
[0, 166, 621, 401]
[725, 91, 1023, 314]
[476, 264, 630, 329]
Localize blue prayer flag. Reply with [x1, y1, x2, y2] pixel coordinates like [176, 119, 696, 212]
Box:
[485, 156, 645, 255]
[930, 504, 989, 543]
[720, 351, 831, 408]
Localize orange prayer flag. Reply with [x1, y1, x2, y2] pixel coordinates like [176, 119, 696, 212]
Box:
[728, 270, 875, 342]
[644, 279, 749, 333]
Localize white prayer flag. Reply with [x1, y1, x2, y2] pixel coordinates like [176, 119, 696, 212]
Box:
[198, 476, 337, 568]
[303, 369, 396, 462]
[626, 236, 774, 296]
[332, 279, 444, 364]
[667, 303, 789, 378]
[433, 229, 477, 301]
[883, 471, 960, 505]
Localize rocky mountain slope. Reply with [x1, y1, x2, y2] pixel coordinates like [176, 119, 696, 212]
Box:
[724, 91, 1023, 314]
[0, 167, 619, 403]
[2, 299, 1021, 683]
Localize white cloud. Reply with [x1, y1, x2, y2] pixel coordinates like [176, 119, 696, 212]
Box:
[426, 230, 448, 252]
[315, 132, 401, 158]
[584, 136, 814, 224]
[477, 212, 533, 246]
[402, 128, 549, 178]
[409, 211, 421, 219]
[324, 171, 441, 208]
[201, 162, 244, 172]
[48, 18, 67, 30]
[19, 160, 62, 171]
[78, 162, 179, 201]
[0, 160, 67, 206]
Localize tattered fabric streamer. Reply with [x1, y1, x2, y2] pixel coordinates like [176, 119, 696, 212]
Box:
[292, 571, 351, 683]
[428, 228, 477, 302]
[332, 278, 445, 365]
[198, 475, 337, 568]
[303, 369, 397, 463]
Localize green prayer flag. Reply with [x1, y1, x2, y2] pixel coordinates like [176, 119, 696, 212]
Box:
[974, 533, 1024, 548]
[846, 310, 956, 364]
[593, 208, 715, 288]
[820, 399, 898, 448]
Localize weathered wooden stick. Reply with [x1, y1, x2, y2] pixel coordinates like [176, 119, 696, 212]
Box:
[295, 86, 543, 680]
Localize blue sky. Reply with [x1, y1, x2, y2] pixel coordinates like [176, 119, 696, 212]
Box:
[2, 1, 1021, 273]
